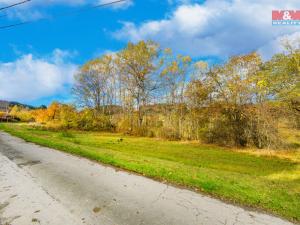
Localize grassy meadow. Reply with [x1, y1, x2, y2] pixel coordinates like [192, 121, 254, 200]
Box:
[0, 123, 299, 222]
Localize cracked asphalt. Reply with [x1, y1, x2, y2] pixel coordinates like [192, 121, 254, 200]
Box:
[0, 131, 294, 225]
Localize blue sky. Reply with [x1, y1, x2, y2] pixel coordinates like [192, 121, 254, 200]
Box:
[0, 0, 299, 106]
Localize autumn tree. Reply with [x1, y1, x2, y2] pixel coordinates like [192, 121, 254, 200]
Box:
[59, 104, 78, 129]
[261, 39, 300, 128]
[66, 40, 299, 147]
[116, 41, 162, 129]
[10, 105, 34, 122]
[159, 48, 192, 138]
[202, 52, 282, 148]
[73, 55, 115, 114]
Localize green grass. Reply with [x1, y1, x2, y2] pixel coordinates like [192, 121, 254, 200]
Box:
[0, 123, 299, 222]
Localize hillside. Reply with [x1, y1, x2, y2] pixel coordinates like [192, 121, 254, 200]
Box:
[0, 100, 37, 111]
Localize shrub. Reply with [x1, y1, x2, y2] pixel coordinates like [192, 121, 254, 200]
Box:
[205, 105, 282, 149]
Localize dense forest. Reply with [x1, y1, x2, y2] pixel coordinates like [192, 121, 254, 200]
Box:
[6, 40, 300, 149]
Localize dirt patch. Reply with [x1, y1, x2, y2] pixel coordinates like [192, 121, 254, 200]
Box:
[93, 207, 101, 213]
[32, 217, 40, 223]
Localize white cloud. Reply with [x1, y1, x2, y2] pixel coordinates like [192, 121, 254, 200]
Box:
[258, 31, 300, 59]
[0, 0, 132, 21]
[0, 49, 77, 102]
[6, 9, 45, 21]
[0, 0, 84, 21]
[167, 0, 195, 6]
[114, 0, 300, 59]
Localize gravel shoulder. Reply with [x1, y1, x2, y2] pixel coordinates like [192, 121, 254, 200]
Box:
[0, 131, 294, 225]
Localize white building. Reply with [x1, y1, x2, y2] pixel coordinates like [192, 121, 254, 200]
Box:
[0, 101, 9, 113]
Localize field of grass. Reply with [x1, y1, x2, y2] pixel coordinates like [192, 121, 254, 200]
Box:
[0, 123, 299, 222]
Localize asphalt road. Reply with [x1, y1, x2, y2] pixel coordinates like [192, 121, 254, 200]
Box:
[0, 131, 294, 225]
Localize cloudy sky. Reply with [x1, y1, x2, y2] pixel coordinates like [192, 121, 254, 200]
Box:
[0, 0, 299, 106]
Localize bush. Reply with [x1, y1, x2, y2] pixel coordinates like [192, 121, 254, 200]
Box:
[77, 109, 114, 131]
[205, 105, 283, 148]
[159, 127, 181, 141]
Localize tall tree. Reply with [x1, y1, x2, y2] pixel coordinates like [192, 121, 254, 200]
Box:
[262, 39, 300, 127]
[116, 41, 161, 127]
[204, 52, 278, 147]
[73, 55, 114, 114]
[160, 48, 192, 137]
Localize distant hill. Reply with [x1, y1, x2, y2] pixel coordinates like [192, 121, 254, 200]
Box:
[8, 101, 37, 109]
[0, 100, 39, 111]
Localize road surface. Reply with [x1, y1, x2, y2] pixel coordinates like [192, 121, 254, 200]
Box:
[0, 131, 294, 225]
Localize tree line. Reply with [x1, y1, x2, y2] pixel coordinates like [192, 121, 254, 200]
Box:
[9, 40, 300, 149]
